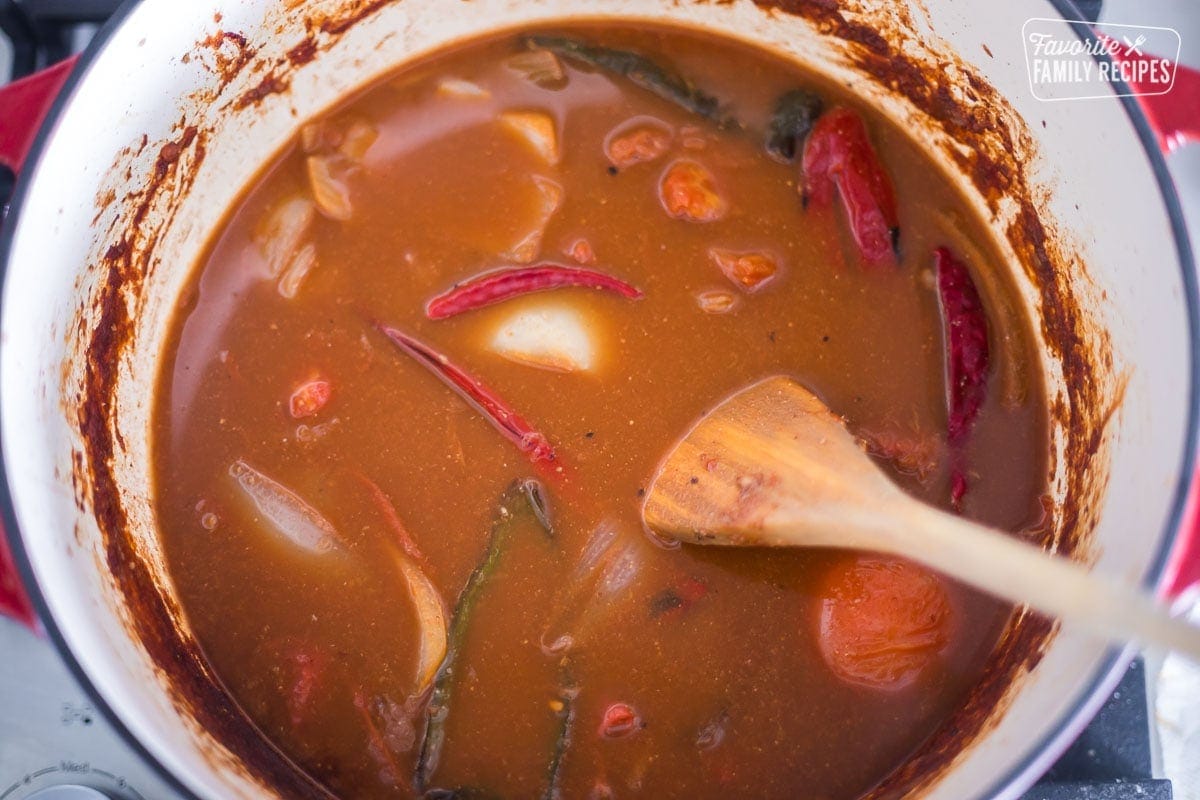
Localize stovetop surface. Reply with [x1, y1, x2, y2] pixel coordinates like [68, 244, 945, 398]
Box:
[1, 621, 177, 800]
[0, 0, 1185, 798]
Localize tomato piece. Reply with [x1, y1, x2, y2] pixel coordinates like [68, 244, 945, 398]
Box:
[566, 238, 597, 265]
[709, 248, 780, 293]
[816, 557, 951, 690]
[599, 701, 643, 738]
[659, 159, 727, 223]
[606, 122, 672, 169]
[289, 377, 332, 419]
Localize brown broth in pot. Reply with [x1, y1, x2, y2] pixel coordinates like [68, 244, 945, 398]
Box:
[152, 25, 1048, 800]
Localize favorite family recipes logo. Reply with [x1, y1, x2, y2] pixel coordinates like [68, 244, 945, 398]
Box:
[1022, 19, 1180, 101]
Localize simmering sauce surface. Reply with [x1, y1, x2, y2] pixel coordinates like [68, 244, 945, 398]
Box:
[153, 26, 1048, 800]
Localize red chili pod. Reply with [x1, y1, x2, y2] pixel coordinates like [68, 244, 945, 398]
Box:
[802, 107, 899, 267]
[935, 246, 991, 510]
[355, 471, 428, 566]
[425, 264, 644, 320]
[375, 324, 558, 467]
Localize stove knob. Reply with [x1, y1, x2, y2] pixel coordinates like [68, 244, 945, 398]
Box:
[27, 788, 113, 800]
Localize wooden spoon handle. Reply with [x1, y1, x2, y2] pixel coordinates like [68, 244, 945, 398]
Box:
[799, 500, 1200, 661]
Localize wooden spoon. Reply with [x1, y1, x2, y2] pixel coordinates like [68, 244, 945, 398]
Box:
[643, 375, 1200, 661]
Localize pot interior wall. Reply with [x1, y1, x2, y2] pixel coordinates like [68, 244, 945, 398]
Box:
[0, 1, 1192, 799]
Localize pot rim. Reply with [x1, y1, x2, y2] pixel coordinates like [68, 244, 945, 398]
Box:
[0, 1, 199, 793]
[0, 1, 1195, 799]
[970, 1, 1199, 794]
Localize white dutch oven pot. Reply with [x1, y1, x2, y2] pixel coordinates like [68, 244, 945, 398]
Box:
[0, 1, 1198, 798]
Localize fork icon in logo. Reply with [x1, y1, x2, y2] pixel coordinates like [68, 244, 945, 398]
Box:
[1123, 34, 1148, 56]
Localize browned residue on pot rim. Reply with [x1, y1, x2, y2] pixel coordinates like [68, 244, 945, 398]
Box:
[70, 0, 1115, 797]
[72, 3, 408, 797]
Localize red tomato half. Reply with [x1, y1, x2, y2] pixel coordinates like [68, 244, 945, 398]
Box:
[816, 556, 952, 691]
[289, 377, 332, 419]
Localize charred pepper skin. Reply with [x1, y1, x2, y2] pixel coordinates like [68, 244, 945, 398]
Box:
[527, 35, 740, 129]
[766, 89, 824, 162]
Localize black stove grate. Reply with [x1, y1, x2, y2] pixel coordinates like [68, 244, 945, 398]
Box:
[0, 2, 1175, 798]
[1031, 659, 1171, 799]
[1, 0, 121, 78]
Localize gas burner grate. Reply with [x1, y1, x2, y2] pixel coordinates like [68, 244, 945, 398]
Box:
[0, 0, 121, 212]
[1026, 659, 1171, 799]
[1, 0, 122, 78]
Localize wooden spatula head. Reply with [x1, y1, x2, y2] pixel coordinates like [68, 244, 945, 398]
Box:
[642, 376, 1200, 663]
[643, 375, 900, 548]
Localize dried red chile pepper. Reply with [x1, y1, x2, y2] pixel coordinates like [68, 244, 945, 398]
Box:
[935, 246, 990, 509]
[801, 107, 899, 267]
[425, 264, 644, 320]
[375, 324, 558, 467]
